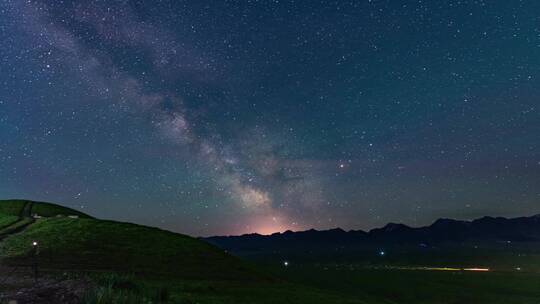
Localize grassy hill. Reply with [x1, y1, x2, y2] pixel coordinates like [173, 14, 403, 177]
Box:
[0, 217, 258, 280]
[0, 200, 365, 303]
[0, 199, 256, 280]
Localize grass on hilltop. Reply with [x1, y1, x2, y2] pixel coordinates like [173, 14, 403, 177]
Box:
[0, 199, 91, 218]
[0, 200, 28, 216]
[0, 199, 92, 236]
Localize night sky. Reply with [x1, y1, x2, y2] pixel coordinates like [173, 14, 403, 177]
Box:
[1, 1, 539, 236]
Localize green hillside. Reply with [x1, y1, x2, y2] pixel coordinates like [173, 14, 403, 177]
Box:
[0, 217, 258, 280]
[0, 200, 364, 303]
[0, 199, 255, 280]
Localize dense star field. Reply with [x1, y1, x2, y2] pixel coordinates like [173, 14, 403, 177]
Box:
[0, 1, 539, 236]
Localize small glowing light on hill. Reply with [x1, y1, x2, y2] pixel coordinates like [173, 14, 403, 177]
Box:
[379, 250, 385, 256]
[32, 241, 38, 246]
[283, 261, 289, 267]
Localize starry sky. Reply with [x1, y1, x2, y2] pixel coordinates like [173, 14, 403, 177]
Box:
[1, 0, 539, 236]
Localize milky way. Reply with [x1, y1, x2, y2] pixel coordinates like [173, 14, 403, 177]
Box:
[1, 1, 539, 236]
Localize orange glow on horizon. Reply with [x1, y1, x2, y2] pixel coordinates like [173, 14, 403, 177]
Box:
[254, 226, 287, 235]
[252, 222, 295, 235]
[244, 215, 301, 235]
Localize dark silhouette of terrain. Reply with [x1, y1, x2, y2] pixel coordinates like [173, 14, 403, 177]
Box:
[204, 214, 540, 258]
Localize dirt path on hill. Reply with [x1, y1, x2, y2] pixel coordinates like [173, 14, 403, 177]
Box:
[0, 201, 35, 241]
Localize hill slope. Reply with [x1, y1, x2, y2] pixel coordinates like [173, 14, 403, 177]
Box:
[0, 199, 257, 280]
[0, 217, 258, 280]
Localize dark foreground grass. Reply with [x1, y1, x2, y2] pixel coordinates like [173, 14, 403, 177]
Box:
[79, 272, 366, 304]
[77, 265, 540, 304]
[268, 264, 540, 304]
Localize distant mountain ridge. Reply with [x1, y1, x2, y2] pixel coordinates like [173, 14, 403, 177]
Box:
[203, 214, 540, 257]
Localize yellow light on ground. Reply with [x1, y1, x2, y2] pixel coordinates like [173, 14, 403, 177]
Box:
[425, 267, 461, 271]
[463, 268, 490, 272]
[382, 266, 492, 272]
